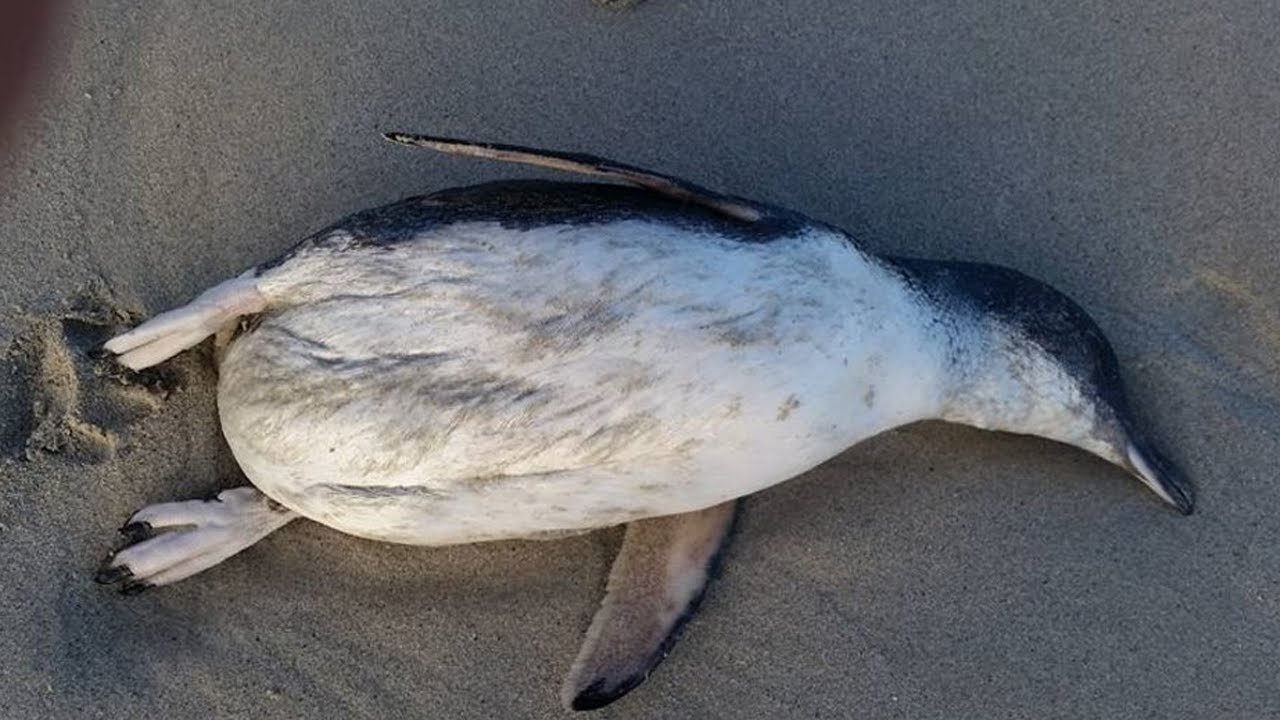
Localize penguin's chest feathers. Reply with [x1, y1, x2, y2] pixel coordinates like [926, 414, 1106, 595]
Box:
[218, 221, 942, 531]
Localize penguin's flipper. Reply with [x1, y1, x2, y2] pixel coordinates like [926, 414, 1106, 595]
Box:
[561, 500, 739, 711]
[104, 275, 265, 370]
[382, 132, 765, 223]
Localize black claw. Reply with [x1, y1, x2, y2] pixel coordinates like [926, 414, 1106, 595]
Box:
[118, 521, 154, 544]
[94, 562, 133, 585]
[119, 580, 153, 596]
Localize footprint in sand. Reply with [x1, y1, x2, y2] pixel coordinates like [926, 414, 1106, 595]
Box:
[1, 285, 195, 462]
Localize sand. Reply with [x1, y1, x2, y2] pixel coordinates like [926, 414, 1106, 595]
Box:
[2, 0, 1278, 717]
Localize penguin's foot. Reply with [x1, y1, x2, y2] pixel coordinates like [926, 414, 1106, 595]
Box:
[103, 275, 265, 370]
[95, 486, 297, 593]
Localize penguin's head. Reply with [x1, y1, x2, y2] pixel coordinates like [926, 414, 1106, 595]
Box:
[893, 257, 1194, 515]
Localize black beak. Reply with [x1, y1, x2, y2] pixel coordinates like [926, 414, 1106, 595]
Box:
[1120, 432, 1194, 515]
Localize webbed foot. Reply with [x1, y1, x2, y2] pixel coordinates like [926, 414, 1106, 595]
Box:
[96, 486, 297, 593]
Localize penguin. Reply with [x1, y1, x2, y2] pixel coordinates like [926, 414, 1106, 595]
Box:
[95, 133, 1193, 711]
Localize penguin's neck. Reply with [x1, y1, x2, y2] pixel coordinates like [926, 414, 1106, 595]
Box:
[936, 325, 1053, 433]
[931, 320, 1118, 462]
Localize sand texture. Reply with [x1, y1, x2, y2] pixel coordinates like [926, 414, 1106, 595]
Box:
[2, 1, 1278, 717]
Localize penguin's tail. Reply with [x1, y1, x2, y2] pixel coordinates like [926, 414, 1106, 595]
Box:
[104, 274, 266, 370]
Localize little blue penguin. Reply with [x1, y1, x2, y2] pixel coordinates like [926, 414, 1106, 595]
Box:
[95, 133, 1194, 711]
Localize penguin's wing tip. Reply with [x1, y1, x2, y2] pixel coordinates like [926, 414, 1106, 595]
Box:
[560, 500, 740, 711]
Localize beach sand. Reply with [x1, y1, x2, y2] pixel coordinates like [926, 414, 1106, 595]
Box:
[2, 1, 1278, 717]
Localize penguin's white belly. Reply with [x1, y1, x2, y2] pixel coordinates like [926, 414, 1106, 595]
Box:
[217, 220, 943, 544]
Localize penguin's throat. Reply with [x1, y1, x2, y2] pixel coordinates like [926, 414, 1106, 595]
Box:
[937, 334, 1120, 463]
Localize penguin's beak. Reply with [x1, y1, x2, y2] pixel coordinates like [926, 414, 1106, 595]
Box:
[1120, 434, 1194, 515]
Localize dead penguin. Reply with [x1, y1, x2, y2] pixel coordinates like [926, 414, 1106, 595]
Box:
[95, 133, 1193, 711]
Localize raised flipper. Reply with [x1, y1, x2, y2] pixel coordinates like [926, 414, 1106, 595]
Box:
[382, 132, 767, 223]
[103, 274, 266, 370]
[562, 500, 739, 711]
